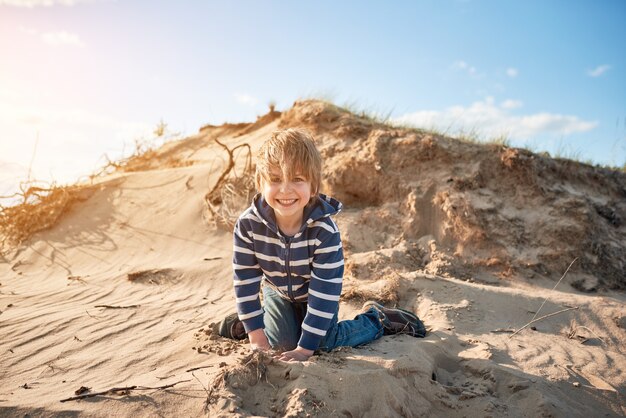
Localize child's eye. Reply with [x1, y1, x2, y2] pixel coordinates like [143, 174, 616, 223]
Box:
[270, 177, 281, 183]
[294, 177, 305, 182]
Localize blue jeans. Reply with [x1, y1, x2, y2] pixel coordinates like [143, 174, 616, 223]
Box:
[262, 284, 384, 351]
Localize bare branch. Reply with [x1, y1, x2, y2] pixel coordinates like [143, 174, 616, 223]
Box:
[509, 306, 580, 339]
[59, 380, 191, 402]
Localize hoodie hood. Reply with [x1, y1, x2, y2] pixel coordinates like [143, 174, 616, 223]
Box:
[252, 193, 342, 235]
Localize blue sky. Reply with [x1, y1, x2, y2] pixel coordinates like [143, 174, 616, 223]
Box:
[1, 0, 624, 201]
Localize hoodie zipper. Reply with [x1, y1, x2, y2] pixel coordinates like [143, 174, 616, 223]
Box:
[284, 238, 295, 301]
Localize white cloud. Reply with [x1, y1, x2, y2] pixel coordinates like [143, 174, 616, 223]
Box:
[587, 65, 611, 77]
[41, 30, 85, 47]
[235, 93, 259, 106]
[452, 60, 477, 75]
[500, 99, 523, 109]
[392, 98, 597, 140]
[506, 67, 518, 78]
[0, 0, 95, 6]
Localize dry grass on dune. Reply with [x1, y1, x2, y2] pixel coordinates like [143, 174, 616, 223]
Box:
[0, 124, 200, 257]
[204, 138, 256, 230]
[0, 182, 94, 255]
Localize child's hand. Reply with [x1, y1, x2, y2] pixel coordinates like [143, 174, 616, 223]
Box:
[274, 347, 314, 362]
[248, 328, 271, 352]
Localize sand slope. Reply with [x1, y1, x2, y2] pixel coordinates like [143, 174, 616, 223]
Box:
[1, 100, 624, 417]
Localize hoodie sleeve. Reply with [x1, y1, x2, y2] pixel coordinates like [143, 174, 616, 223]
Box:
[232, 217, 265, 333]
[298, 219, 344, 351]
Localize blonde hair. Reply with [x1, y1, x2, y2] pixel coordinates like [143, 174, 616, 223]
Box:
[255, 129, 322, 198]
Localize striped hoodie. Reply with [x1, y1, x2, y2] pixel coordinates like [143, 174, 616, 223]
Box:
[232, 193, 344, 351]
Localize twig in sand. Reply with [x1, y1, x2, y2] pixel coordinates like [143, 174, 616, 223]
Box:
[567, 321, 606, 345]
[59, 380, 191, 402]
[530, 258, 578, 323]
[191, 371, 213, 413]
[94, 304, 140, 309]
[490, 328, 515, 333]
[85, 309, 105, 319]
[508, 258, 578, 338]
[509, 306, 580, 339]
[67, 275, 86, 284]
[186, 365, 214, 373]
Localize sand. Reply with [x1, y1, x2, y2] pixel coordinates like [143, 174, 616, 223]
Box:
[1, 100, 624, 417]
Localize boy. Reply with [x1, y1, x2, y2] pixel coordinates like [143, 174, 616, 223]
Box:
[229, 128, 425, 362]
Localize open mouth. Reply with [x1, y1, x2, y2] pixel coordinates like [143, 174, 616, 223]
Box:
[277, 199, 298, 207]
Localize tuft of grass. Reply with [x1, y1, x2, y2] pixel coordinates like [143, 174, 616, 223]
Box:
[300, 95, 400, 127]
[298, 90, 339, 105]
[0, 181, 92, 253]
[204, 139, 255, 230]
[554, 141, 583, 162]
[488, 134, 511, 147]
[153, 119, 168, 137]
[338, 100, 395, 125]
[455, 127, 485, 144]
[384, 119, 445, 136]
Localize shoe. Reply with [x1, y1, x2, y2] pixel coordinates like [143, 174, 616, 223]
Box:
[218, 312, 248, 340]
[362, 301, 426, 338]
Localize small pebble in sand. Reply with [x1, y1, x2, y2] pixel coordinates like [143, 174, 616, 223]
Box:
[573, 382, 580, 387]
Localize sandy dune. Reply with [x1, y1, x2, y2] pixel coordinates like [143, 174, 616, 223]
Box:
[1, 100, 624, 417]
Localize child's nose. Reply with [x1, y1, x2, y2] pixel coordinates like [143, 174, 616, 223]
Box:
[279, 181, 293, 193]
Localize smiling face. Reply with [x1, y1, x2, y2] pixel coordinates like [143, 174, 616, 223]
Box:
[255, 129, 323, 234]
[262, 167, 314, 235]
